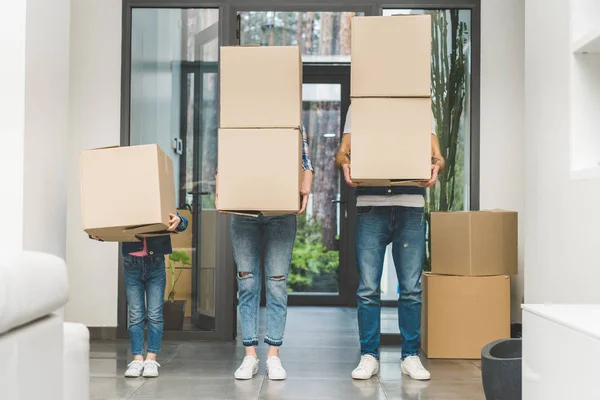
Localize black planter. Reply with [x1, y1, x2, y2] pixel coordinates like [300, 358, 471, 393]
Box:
[163, 300, 186, 331]
[481, 338, 522, 400]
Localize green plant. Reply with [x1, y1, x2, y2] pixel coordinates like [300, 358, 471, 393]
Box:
[424, 10, 470, 268]
[289, 214, 339, 292]
[167, 250, 191, 302]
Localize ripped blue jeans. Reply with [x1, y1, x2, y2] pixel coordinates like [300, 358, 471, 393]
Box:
[231, 214, 297, 347]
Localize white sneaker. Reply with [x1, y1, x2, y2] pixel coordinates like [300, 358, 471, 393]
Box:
[234, 356, 259, 380]
[266, 356, 287, 380]
[401, 356, 431, 381]
[351, 355, 379, 380]
[124, 360, 144, 378]
[142, 360, 160, 378]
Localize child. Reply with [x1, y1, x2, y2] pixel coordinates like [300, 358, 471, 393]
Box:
[91, 212, 188, 378]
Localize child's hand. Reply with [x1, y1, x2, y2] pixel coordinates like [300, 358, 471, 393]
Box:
[90, 235, 104, 242]
[167, 213, 181, 231]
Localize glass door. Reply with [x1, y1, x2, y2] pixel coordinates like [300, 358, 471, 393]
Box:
[123, 7, 235, 340]
[287, 65, 354, 306]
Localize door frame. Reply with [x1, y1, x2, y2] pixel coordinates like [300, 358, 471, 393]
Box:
[120, 0, 481, 342]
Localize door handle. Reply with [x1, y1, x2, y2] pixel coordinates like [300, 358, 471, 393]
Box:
[331, 200, 347, 204]
[188, 191, 212, 196]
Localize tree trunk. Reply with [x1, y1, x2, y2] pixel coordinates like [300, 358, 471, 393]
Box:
[310, 12, 337, 250]
[339, 12, 353, 56]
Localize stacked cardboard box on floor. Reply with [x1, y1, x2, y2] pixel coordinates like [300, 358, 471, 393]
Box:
[217, 46, 303, 215]
[80, 144, 177, 242]
[350, 15, 432, 185]
[422, 211, 518, 359]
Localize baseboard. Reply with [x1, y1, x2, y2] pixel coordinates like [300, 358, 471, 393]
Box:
[88, 327, 118, 340]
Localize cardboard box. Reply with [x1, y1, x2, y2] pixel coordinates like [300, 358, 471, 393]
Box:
[422, 273, 511, 359]
[80, 144, 176, 242]
[351, 15, 431, 98]
[220, 46, 302, 129]
[431, 211, 518, 276]
[350, 98, 431, 184]
[217, 129, 301, 215]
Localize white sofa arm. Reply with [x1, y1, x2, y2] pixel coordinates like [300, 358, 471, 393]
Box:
[0, 251, 69, 335]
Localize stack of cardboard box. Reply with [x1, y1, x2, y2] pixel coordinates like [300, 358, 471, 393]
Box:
[350, 15, 432, 185]
[217, 46, 303, 215]
[422, 211, 518, 359]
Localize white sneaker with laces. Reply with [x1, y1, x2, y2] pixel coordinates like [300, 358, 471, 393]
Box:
[142, 359, 160, 378]
[234, 356, 259, 380]
[124, 360, 144, 378]
[266, 356, 287, 380]
[351, 355, 379, 380]
[401, 356, 431, 381]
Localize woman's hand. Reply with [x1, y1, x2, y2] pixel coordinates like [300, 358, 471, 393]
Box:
[298, 170, 314, 214]
[167, 213, 181, 231]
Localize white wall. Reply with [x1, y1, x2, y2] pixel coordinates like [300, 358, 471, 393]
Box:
[0, 0, 70, 257]
[65, 0, 122, 326]
[0, 1, 26, 251]
[525, 0, 600, 304]
[480, 0, 525, 322]
[22, 0, 71, 259]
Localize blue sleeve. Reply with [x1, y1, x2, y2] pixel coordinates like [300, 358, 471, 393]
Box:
[176, 213, 188, 232]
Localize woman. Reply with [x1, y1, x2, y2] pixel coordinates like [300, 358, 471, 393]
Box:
[92, 212, 188, 378]
[216, 131, 313, 381]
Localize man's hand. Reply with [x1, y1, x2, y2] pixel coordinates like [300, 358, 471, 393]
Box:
[342, 164, 359, 188]
[420, 164, 440, 188]
[298, 170, 313, 214]
[167, 213, 181, 231]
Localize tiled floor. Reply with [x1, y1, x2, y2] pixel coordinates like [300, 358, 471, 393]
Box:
[90, 307, 484, 399]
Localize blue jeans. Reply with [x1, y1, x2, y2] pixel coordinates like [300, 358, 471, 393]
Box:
[123, 255, 166, 356]
[355, 206, 425, 359]
[231, 214, 297, 347]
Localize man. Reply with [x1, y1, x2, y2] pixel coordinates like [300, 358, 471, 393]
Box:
[336, 105, 444, 381]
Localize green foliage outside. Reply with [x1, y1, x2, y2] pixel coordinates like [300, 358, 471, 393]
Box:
[288, 214, 339, 293]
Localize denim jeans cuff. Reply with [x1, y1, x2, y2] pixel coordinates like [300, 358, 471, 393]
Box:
[243, 339, 259, 347]
[132, 351, 144, 356]
[401, 353, 419, 360]
[361, 351, 380, 360]
[147, 348, 161, 355]
[264, 336, 283, 347]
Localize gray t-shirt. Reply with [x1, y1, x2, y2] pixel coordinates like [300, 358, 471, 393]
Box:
[343, 105, 433, 207]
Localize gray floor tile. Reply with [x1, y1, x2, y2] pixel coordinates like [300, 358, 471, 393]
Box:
[258, 377, 386, 400]
[281, 360, 358, 380]
[130, 377, 264, 400]
[157, 358, 266, 379]
[277, 346, 361, 363]
[89, 377, 146, 400]
[90, 307, 486, 400]
[379, 359, 482, 383]
[382, 380, 485, 400]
